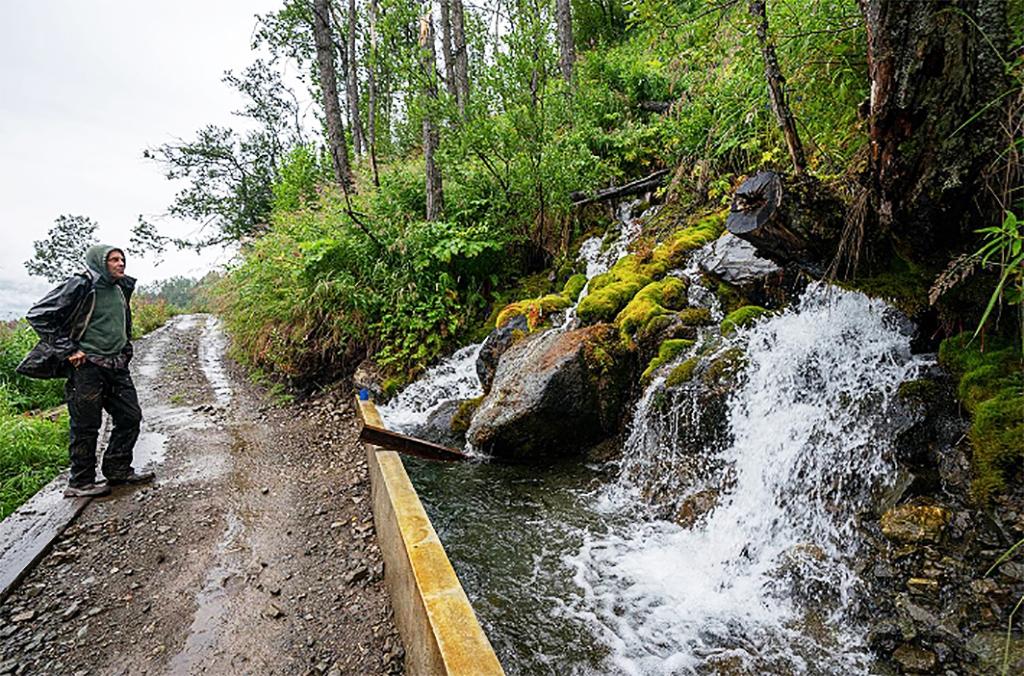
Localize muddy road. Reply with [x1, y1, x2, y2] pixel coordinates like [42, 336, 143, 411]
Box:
[0, 315, 403, 675]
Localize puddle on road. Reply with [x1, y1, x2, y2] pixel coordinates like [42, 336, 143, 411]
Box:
[199, 316, 233, 407]
[131, 429, 168, 468]
[168, 511, 246, 675]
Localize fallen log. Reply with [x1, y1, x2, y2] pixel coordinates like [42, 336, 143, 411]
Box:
[571, 169, 669, 207]
[639, 100, 671, 114]
[355, 397, 468, 462]
[725, 171, 842, 277]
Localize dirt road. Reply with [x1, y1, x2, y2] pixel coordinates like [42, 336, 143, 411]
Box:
[0, 315, 403, 675]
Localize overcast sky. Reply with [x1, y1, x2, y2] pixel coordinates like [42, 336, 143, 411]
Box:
[0, 1, 294, 319]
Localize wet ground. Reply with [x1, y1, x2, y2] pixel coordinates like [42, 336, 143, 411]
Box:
[0, 315, 403, 675]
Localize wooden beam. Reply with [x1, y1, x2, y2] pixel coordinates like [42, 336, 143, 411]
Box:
[355, 397, 468, 462]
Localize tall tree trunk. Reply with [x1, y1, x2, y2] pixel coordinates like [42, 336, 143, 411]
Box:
[312, 0, 353, 190]
[420, 10, 444, 221]
[367, 0, 380, 186]
[346, 0, 365, 157]
[555, 0, 575, 87]
[451, 0, 470, 116]
[859, 0, 1009, 264]
[440, 0, 458, 101]
[749, 0, 806, 175]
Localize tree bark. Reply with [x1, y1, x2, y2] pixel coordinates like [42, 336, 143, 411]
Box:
[420, 10, 444, 221]
[450, 0, 470, 116]
[346, 0, 365, 157]
[859, 0, 1009, 264]
[367, 0, 380, 186]
[312, 0, 353, 191]
[439, 0, 458, 101]
[555, 0, 575, 87]
[726, 171, 843, 276]
[749, 0, 806, 175]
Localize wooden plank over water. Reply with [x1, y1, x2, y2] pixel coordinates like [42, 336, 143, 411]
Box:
[0, 472, 88, 602]
[354, 398, 469, 462]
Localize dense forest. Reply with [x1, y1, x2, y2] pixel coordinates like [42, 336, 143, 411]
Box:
[127, 0, 1016, 390]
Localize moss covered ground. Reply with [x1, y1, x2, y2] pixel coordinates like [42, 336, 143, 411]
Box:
[939, 333, 1024, 501]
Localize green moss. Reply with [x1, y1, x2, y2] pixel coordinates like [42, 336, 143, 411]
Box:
[450, 396, 484, 435]
[666, 357, 700, 387]
[649, 210, 726, 269]
[701, 347, 747, 385]
[971, 390, 1024, 502]
[938, 333, 1017, 377]
[848, 255, 932, 317]
[495, 287, 574, 330]
[562, 273, 587, 301]
[381, 377, 404, 399]
[616, 278, 689, 339]
[676, 307, 713, 326]
[897, 378, 943, 403]
[720, 305, 770, 336]
[714, 279, 749, 315]
[578, 212, 724, 329]
[578, 278, 647, 324]
[938, 332, 1023, 502]
[641, 338, 695, 382]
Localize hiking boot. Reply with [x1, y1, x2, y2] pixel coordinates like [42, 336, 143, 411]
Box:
[106, 469, 156, 486]
[63, 482, 111, 498]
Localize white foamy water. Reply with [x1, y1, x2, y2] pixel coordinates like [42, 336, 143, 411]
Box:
[377, 342, 483, 432]
[198, 315, 232, 406]
[568, 286, 929, 674]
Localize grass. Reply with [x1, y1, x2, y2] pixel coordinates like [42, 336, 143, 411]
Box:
[0, 410, 69, 519]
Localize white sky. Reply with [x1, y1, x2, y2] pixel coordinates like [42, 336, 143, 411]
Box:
[0, 1, 293, 318]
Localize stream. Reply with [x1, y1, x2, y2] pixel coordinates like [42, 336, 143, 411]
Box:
[378, 203, 929, 674]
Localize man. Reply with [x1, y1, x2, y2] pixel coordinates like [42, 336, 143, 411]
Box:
[18, 245, 155, 497]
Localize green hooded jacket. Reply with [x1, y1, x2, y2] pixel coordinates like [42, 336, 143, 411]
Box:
[78, 245, 128, 357]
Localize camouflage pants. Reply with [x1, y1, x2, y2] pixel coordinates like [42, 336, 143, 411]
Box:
[65, 362, 142, 487]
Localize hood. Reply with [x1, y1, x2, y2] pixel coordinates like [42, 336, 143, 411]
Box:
[84, 244, 124, 286]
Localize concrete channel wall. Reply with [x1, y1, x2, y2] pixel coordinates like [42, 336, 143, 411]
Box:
[358, 399, 504, 676]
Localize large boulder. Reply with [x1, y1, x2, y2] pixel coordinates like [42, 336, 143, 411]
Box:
[698, 232, 780, 284]
[467, 324, 632, 460]
[476, 314, 528, 394]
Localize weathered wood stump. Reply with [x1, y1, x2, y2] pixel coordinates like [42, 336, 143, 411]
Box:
[725, 171, 842, 277]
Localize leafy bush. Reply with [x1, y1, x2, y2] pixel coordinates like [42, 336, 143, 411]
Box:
[131, 296, 179, 339]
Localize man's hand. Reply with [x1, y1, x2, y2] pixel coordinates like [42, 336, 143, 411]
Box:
[68, 350, 86, 368]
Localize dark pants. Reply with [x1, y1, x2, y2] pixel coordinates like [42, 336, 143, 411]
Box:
[65, 362, 142, 487]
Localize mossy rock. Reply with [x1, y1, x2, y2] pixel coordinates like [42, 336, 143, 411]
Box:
[666, 356, 700, 387]
[577, 278, 648, 324]
[701, 347, 747, 387]
[641, 338, 695, 383]
[495, 290, 575, 331]
[714, 279, 750, 315]
[938, 332, 1023, 502]
[720, 305, 770, 336]
[897, 378, 943, 403]
[649, 210, 726, 269]
[616, 278, 690, 340]
[847, 254, 932, 317]
[577, 212, 725, 329]
[450, 396, 484, 435]
[677, 307, 713, 326]
[562, 273, 587, 301]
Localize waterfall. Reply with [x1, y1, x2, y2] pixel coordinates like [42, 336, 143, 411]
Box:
[567, 285, 929, 675]
[377, 342, 484, 433]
